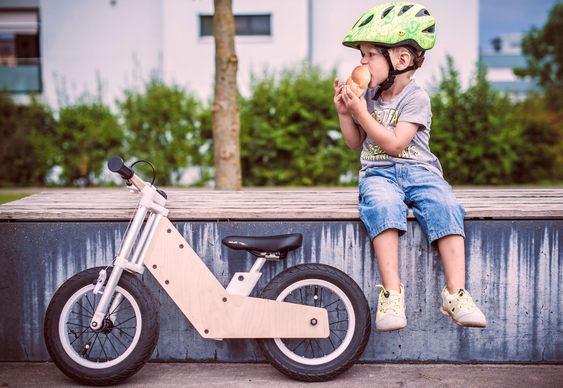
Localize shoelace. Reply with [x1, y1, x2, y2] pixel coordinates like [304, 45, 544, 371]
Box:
[375, 284, 403, 315]
[450, 289, 476, 312]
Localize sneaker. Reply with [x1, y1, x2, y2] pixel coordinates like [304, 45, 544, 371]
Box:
[375, 285, 407, 331]
[440, 288, 487, 328]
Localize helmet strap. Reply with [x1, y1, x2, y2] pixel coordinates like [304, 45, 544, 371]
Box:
[372, 48, 419, 101]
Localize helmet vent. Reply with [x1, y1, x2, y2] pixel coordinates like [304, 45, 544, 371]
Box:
[398, 5, 414, 16]
[423, 25, 435, 34]
[381, 6, 394, 19]
[359, 14, 374, 27]
[416, 8, 430, 17]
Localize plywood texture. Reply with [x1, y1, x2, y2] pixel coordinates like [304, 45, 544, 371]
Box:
[1, 188, 562, 220]
[144, 218, 329, 339]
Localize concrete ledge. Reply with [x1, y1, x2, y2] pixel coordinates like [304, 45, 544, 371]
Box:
[0, 216, 561, 362]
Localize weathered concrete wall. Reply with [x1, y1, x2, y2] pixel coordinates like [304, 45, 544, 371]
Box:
[0, 220, 561, 362]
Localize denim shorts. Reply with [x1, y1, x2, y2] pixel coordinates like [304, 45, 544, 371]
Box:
[358, 164, 465, 243]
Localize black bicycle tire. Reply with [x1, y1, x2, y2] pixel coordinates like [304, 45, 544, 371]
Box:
[258, 263, 371, 382]
[43, 267, 160, 386]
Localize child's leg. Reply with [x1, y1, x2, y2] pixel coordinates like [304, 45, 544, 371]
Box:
[358, 168, 408, 331]
[404, 166, 486, 327]
[436, 234, 465, 293]
[372, 229, 401, 292]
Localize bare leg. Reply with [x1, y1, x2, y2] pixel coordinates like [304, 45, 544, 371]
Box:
[372, 229, 401, 292]
[437, 234, 466, 293]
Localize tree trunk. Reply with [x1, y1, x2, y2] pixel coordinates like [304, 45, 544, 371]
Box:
[212, 0, 242, 190]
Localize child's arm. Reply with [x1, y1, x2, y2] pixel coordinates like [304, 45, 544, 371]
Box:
[342, 85, 418, 156]
[334, 79, 365, 149]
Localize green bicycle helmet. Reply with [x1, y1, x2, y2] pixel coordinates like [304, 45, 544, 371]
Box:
[342, 2, 436, 99]
[343, 2, 436, 52]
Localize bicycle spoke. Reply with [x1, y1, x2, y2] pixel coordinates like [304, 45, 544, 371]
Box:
[109, 330, 129, 350]
[109, 295, 126, 315]
[289, 338, 306, 353]
[85, 295, 96, 316]
[306, 340, 315, 358]
[71, 311, 94, 319]
[331, 329, 344, 343]
[113, 314, 136, 327]
[66, 321, 90, 328]
[79, 331, 97, 357]
[314, 339, 327, 357]
[106, 331, 121, 357]
[76, 301, 94, 315]
[329, 319, 349, 325]
[325, 306, 349, 315]
[327, 334, 337, 350]
[88, 333, 102, 360]
[98, 335, 110, 361]
[114, 327, 134, 339]
[322, 297, 342, 309]
[69, 326, 91, 345]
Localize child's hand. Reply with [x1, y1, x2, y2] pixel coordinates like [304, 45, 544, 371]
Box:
[333, 79, 349, 115]
[342, 84, 367, 118]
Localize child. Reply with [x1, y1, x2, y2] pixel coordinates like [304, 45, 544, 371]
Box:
[334, 2, 486, 331]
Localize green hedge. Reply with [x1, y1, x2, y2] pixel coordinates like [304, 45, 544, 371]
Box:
[0, 60, 561, 187]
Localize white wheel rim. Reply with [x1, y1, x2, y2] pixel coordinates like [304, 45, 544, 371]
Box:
[58, 284, 142, 369]
[273, 279, 356, 365]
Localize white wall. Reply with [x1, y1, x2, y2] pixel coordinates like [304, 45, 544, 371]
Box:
[39, 0, 163, 108]
[37, 0, 478, 107]
[161, 0, 308, 101]
[312, 0, 479, 92]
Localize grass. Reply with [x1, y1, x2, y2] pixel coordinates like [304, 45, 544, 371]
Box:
[0, 193, 31, 205]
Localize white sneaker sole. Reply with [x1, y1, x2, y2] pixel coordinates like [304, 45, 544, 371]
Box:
[440, 306, 487, 328]
[376, 321, 407, 332]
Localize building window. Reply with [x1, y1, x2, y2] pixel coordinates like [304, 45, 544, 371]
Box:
[0, 9, 41, 93]
[199, 14, 271, 37]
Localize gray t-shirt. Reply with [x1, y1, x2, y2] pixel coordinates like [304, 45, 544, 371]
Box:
[359, 79, 443, 176]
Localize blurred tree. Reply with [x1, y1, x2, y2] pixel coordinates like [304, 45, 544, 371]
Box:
[119, 78, 211, 186]
[212, 0, 242, 190]
[510, 95, 563, 183]
[515, 2, 563, 110]
[240, 65, 358, 186]
[431, 57, 523, 184]
[0, 93, 55, 186]
[53, 102, 122, 186]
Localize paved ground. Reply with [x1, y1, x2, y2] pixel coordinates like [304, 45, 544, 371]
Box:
[0, 363, 562, 387]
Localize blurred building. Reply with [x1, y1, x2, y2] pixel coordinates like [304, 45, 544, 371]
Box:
[480, 32, 538, 99]
[0, 0, 478, 107]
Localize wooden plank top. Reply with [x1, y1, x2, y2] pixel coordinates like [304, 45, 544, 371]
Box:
[0, 188, 562, 221]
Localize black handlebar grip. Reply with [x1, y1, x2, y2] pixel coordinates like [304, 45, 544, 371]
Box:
[108, 156, 134, 180]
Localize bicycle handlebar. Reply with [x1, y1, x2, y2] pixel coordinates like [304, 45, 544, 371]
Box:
[107, 156, 147, 191]
[108, 156, 134, 180]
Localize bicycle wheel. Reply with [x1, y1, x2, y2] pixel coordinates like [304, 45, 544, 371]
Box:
[258, 263, 371, 382]
[44, 267, 159, 386]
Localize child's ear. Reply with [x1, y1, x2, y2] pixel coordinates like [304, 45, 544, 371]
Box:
[397, 50, 412, 70]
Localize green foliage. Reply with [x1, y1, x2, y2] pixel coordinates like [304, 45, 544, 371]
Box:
[2, 59, 561, 187]
[515, 2, 563, 110]
[119, 78, 211, 186]
[431, 57, 523, 184]
[510, 96, 563, 183]
[0, 92, 55, 186]
[53, 102, 122, 186]
[240, 65, 357, 186]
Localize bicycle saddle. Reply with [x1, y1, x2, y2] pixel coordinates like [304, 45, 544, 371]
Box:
[222, 233, 303, 253]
